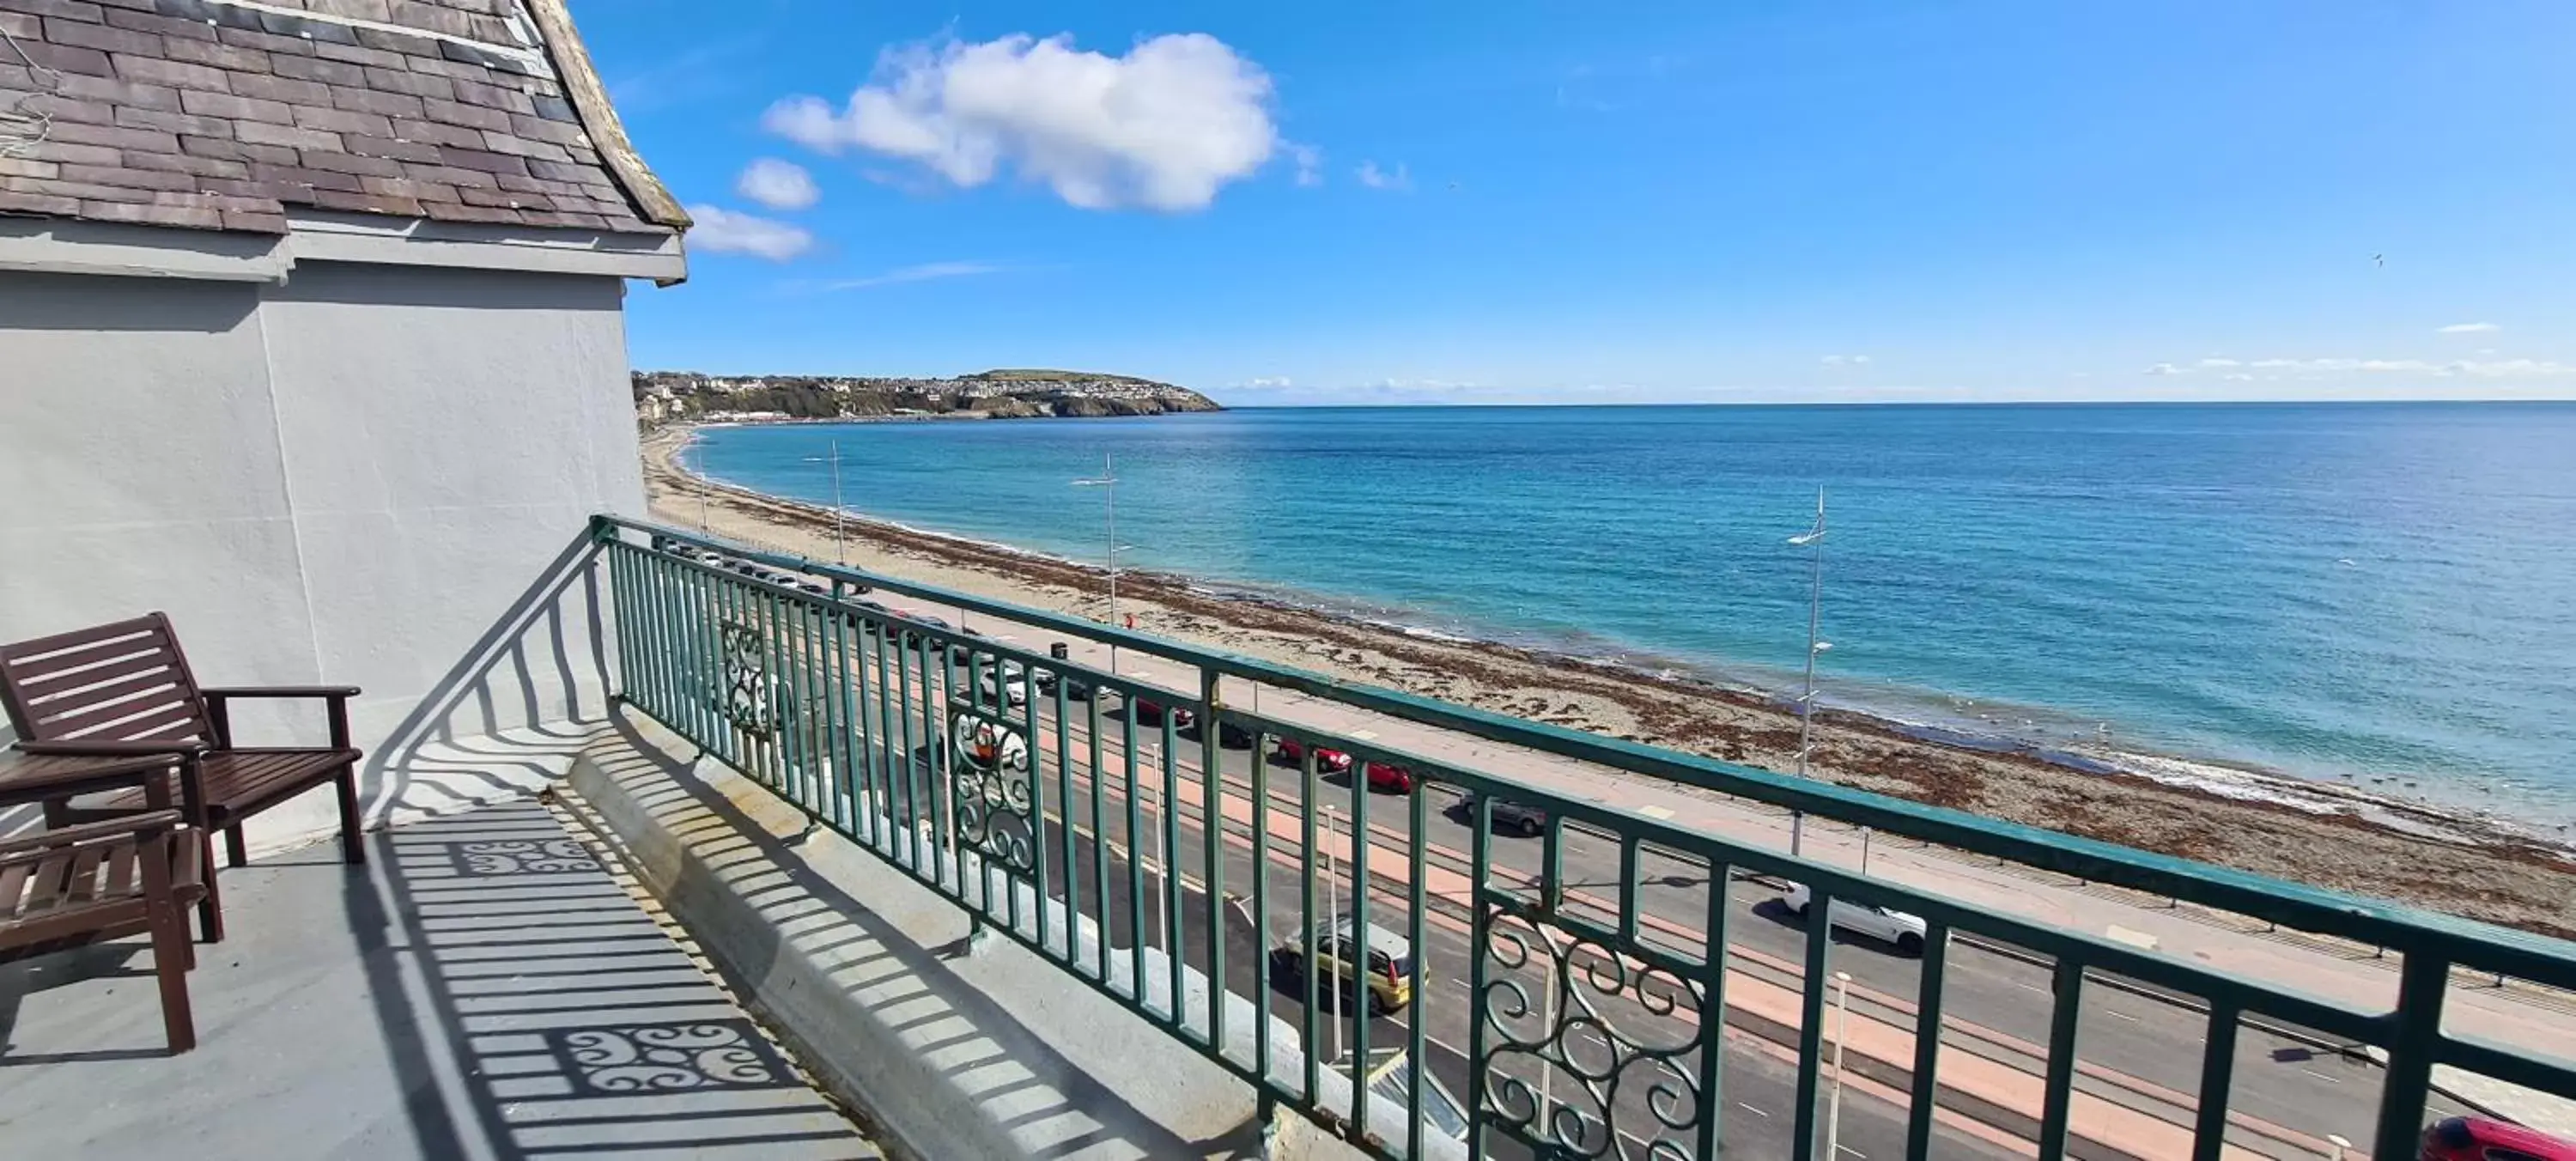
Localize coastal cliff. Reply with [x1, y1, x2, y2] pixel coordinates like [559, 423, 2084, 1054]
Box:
[634, 368, 1221, 429]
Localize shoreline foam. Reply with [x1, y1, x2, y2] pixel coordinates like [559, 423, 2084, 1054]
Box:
[642, 423, 2576, 936]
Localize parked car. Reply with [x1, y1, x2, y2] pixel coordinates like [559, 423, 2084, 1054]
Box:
[2421, 1115, 2576, 1160]
[1128, 696, 1195, 730]
[1031, 666, 1095, 701]
[1276, 738, 1354, 774]
[1270, 918, 1414, 1014]
[1363, 762, 1415, 794]
[1217, 720, 1256, 750]
[977, 660, 1030, 707]
[1780, 882, 1928, 955]
[1456, 791, 1548, 836]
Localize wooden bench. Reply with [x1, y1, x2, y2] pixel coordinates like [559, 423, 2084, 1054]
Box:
[0, 808, 205, 1054]
[1, 613, 365, 942]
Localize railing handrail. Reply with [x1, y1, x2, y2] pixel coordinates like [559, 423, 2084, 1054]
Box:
[591, 514, 2576, 977]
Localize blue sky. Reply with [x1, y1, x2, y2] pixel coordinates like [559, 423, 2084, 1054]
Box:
[574, 2, 2576, 404]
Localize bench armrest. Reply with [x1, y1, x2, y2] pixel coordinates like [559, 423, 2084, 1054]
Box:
[198, 686, 361, 700]
[16, 739, 203, 758]
[0, 810, 185, 860]
[200, 686, 360, 750]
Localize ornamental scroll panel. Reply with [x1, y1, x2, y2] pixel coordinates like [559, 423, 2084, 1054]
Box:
[1478, 895, 1711, 1160]
[946, 703, 1036, 877]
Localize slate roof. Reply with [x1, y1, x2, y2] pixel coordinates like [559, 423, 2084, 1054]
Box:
[0, 0, 687, 235]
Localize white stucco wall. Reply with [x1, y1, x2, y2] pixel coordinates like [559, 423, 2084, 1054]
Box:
[1, 259, 645, 851]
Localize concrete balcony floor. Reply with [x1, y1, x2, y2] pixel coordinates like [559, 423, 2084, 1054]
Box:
[0, 799, 880, 1160]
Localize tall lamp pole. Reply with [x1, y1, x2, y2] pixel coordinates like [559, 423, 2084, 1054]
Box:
[801, 441, 848, 563]
[1787, 489, 1831, 858]
[1072, 453, 1133, 674]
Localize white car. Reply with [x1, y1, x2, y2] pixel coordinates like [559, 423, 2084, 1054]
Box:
[1780, 882, 1929, 955]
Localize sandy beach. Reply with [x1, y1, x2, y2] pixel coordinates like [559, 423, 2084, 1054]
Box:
[640, 425, 2576, 939]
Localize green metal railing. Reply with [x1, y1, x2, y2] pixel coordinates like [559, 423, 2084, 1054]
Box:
[594, 514, 2576, 1160]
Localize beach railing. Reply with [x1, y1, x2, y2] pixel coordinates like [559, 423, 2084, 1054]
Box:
[594, 514, 2576, 1160]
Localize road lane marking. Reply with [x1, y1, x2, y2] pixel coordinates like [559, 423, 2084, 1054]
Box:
[1737, 1102, 1770, 1118]
[1638, 805, 1675, 820]
[2105, 1009, 2141, 1023]
[2300, 1067, 2339, 1084]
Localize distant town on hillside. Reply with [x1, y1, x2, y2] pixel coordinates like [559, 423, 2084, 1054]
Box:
[633, 369, 1222, 428]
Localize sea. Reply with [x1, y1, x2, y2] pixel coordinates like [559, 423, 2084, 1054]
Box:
[681, 403, 2576, 826]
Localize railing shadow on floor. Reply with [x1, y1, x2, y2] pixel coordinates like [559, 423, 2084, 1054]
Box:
[344, 799, 872, 1159]
[579, 710, 1264, 1159]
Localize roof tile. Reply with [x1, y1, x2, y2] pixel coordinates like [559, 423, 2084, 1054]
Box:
[15, 39, 112, 76]
[52, 70, 179, 109]
[160, 35, 273, 74]
[213, 24, 316, 57]
[361, 64, 450, 99]
[40, 14, 158, 55]
[3, 174, 155, 203]
[246, 160, 361, 191]
[100, 8, 217, 42]
[23, 92, 116, 125]
[234, 118, 339, 150]
[349, 25, 434, 57]
[270, 54, 364, 85]
[339, 131, 439, 161]
[79, 197, 222, 228]
[228, 72, 329, 105]
[387, 115, 478, 148]
[506, 112, 584, 146]
[296, 149, 400, 177]
[16, 138, 121, 165]
[110, 51, 228, 90]
[0, 156, 63, 179]
[307, 185, 422, 216]
[0, 0, 106, 23]
[310, 39, 403, 70]
[178, 87, 290, 125]
[118, 148, 248, 179]
[357, 173, 454, 200]
[0, 189, 83, 217]
[46, 119, 178, 151]
[219, 207, 287, 232]
[432, 142, 522, 175]
[55, 159, 197, 190]
[417, 196, 517, 223]
[291, 103, 389, 137]
[419, 94, 502, 131]
[0, 10, 34, 35]
[179, 133, 297, 164]
[397, 160, 493, 187]
[114, 104, 231, 136]
[327, 82, 421, 118]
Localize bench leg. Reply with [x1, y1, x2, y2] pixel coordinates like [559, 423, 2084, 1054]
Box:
[336, 769, 365, 866]
[223, 825, 246, 868]
[196, 833, 226, 945]
[149, 896, 197, 1055]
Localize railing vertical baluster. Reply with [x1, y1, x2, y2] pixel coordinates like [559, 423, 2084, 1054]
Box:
[2037, 957, 2085, 1160]
[1466, 792, 1492, 1161]
[2189, 1000, 2240, 1161]
[1618, 835, 1641, 947]
[2372, 951, 2451, 1161]
[1199, 672, 1225, 1055]
[1905, 921, 1951, 1159]
[1088, 692, 1109, 982]
[619, 545, 651, 715]
[659, 552, 687, 728]
[1406, 782, 1429, 1161]
[1054, 674, 1076, 965]
[915, 630, 945, 889]
[1163, 711, 1185, 1031]
[1023, 653, 1045, 948]
[1300, 745, 1321, 1106]
[605, 545, 635, 701]
[1347, 747, 1373, 1140]
[826, 590, 856, 836]
[1540, 815, 1564, 915]
[872, 616, 902, 862]
[848, 609, 876, 846]
[890, 621, 920, 874]
[1251, 726, 1273, 1093]
[1698, 859, 1729, 1159]
[1790, 888, 1832, 1160]
[683, 562, 709, 745]
[1125, 699, 1147, 1009]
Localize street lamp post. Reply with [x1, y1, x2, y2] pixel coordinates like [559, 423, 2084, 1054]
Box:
[1072, 453, 1131, 674]
[801, 441, 848, 563]
[1787, 488, 1831, 858]
[1826, 970, 1852, 1160]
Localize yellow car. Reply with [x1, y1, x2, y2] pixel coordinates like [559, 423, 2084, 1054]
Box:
[1274, 918, 1415, 1014]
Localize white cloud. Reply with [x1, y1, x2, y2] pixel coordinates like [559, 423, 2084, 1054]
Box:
[1238, 376, 1294, 388]
[805, 260, 1005, 292]
[762, 33, 1277, 212]
[736, 158, 820, 210]
[1285, 143, 1323, 187]
[684, 204, 814, 260]
[2148, 355, 2576, 380]
[1355, 160, 1412, 191]
[2438, 322, 2500, 334]
[1820, 355, 1871, 367]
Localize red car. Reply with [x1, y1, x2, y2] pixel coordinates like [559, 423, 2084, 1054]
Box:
[1274, 738, 1353, 774]
[2422, 1115, 2576, 1161]
[1364, 762, 1415, 793]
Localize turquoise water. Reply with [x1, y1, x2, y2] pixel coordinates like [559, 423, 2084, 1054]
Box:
[684, 404, 2576, 818]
